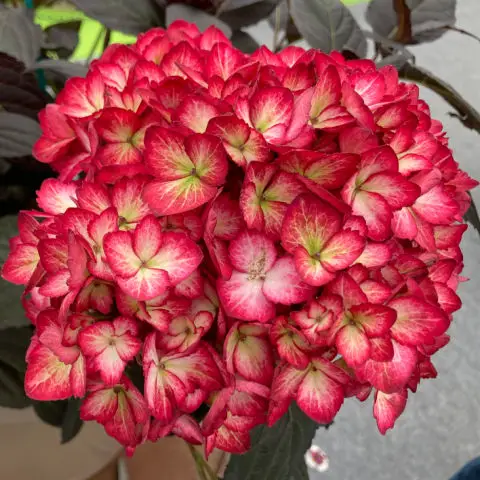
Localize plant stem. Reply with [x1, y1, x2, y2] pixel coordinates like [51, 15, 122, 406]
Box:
[103, 29, 112, 53]
[393, 0, 412, 43]
[398, 63, 480, 133]
[273, 5, 282, 52]
[187, 443, 219, 480]
[202, 456, 219, 480]
[188, 443, 208, 480]
[85, 27, 105, 65]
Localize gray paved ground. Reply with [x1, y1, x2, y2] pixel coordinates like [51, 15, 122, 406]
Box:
[250, 2, 480, 479]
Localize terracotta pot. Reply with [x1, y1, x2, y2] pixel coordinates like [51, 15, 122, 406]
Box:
[0, 406, 230, 480]
[126, 437, 230, 480]
[0, 407, 121, 480]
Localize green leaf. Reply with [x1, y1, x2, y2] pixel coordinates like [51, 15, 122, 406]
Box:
[0, 326, 33, 409]
[43, 21, 81, 52]
[33, 400, 67, 427]
[290, 0, 367, 57]
[366, 0, 457, 44]
[31, 59, 89, 79]
[61, 398, 84, 444]
[0, 215, 31, 329]
[0, 7, 43, 67]
[0, 112, 41, 158]
[0, 360, 30, 408]
[33, 398, 84, 443]
[224, 403, 318, 480]
[268, 1, 302, 46]
[219, 0, 281, 30]
[166, 4, 232, 37]
[71, 0, 163, 35]
[0, 325, 32, 371]
[230, 30, 260, 53]
[43, 21, 82, 59]
[464, 194, 480, 236]
[0, 52, 50, 120]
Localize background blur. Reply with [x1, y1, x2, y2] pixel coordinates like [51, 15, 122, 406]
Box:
[2, 0, 480, 479]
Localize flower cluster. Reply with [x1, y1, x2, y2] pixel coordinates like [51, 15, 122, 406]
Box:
[2, 21, 477, 454]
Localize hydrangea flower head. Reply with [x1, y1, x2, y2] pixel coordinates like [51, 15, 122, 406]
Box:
[2, 21, 477, 454]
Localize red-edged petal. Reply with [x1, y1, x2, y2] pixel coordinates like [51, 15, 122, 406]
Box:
[294, 246, 336, 287]
[77, 182, 111, 214]
[39, 269, 70, 297]
[263, 256, 315, 304]
[282, 194, 342, 254]
[161, 41, 203, 77]
[336, 325, 371, 366]
[271, 319, 311, 369]
[327, 272, 368, 309]
[143, 177, 218, 215]
[2, 244, 40, 285]
[341, 82, 375, 130]
[413, 185, 459, 225]
[349, 190, 392, 242]
[217, 270, 275, 323]
[111, 176, 150, 224]
[303, 153, 359, 189]
[205, 42, 246, 80]
[228, 230, 276, 274]
[80, 386, 118, 423]
[38, 238, 68, 274]
[97, 142, 141, 167]
[144, 362, 186, 423]
[249, 87, 293, 138]
[361, 173, 420, 209]
[145, 127, 193, 180]
[117, 267, 170, 301]
[148, 232, 203, 285]
[339, 127, 379, 155]
[25, 345, 73, 400]
[37, 179, 77, 215]
[309, 65, 341, 118]
[174, 269, 204, 299]
[358, 146, 398, 178]
[297, 368, 344, 424]
[356, 341, 417, 393]
[434, 282, 461, 314]
[350, 303, 397, 337]
[133, 215, 162, 261]
[389, 296, 449, 346]
[105, 393, 139, 446]
[210, 194, 245, 241]
[354, 243, 392, 268]
[320, 229, 365, 272]
[171, 415, 204, 444]
[176, 95, 220, 133]
[104, 231, 141, 277]
[373, 389, 408, 435]
[96, 108, 140, 143]
[359, 280, 392, 304]
[370, 337, 394, 362]
[233, 334, 274, 385]
[270, 363, 307, 403]
[392, 207, 417, 240]
[183, 134, 228, 187]
[208, 425, 250, 455]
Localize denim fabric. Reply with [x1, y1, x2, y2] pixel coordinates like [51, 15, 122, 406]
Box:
[451, 458, 480, 480]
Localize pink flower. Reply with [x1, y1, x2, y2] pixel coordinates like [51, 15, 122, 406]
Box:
[104, 215, 203, 301]
[78, 316, 141, 385]
[282, 194, 366, 286]
[217, 230, 315, 322]
[1, 21, 477, 453]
